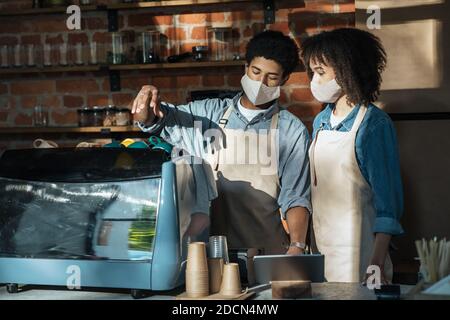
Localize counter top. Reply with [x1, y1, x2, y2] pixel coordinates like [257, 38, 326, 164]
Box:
[0, 283, 414, 300]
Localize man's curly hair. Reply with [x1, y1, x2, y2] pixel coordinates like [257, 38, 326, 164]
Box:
[300, 28, 387, 106]
[246, 30, 300, 78]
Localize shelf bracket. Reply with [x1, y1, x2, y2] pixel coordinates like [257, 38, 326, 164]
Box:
[107, 9, 118, 32]
[263, 0, 275, 25]
[109, 70, 121, 92]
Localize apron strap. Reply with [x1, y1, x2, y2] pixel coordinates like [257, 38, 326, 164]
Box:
[350, 105, 367, 133]
[218, 105, 234, 130]
[270, 112, 279, 131]
[213, 106, 234, 170]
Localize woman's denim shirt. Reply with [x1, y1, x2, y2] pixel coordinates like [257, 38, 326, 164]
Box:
[312, 103, 404, 236]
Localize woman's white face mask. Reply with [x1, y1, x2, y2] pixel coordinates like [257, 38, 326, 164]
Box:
[241, 74, 280, 106]
[310, 73, 342, 103]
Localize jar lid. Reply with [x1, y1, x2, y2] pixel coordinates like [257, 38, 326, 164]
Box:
[77, 107, 94, 113]
[105, 105, 118, 111]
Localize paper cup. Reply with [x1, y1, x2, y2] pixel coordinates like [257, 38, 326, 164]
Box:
[208, 258, 224, 294]
[187, 242, 208, 272]
[219, 263, 242, 296]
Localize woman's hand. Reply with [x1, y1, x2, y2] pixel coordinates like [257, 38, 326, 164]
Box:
[363, 263, 390, 286]
[363, 233, 393, 286]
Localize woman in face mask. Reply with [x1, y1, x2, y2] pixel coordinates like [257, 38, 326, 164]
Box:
[300, 28, 404, 284]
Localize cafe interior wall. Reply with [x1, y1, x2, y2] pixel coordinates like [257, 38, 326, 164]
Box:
[356, 0, 450, 282]
[0, 0, 355, 150]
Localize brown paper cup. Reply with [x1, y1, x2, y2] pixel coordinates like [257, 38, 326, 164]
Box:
[186, 242, 208, 272]
[219, 263, 242, 296]
[186, 270, 209, 298]
[208, 258, 224, 294]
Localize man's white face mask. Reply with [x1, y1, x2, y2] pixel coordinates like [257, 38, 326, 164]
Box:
[241, 73, 281, 106]
[310, 73, 343, 103]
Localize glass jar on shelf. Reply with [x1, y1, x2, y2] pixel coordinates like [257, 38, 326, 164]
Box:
[103, 105, 117, 126]
[91, 106, 106, 126]
[25, 44, 37, 67]
[115, 108, 131, 126]
[43, 43, 52, 67]
[77, 107, 95, 127]
[207, 27, 235, 61]
[59, 42, 69, 66]
[73, 42, 86, 66]
[0, 45, 9, 68]
[12, 44, 23, 68]
[108, 32, 129, 65]
[138, 30, 161, 64]
[33, 105, 49, 127]
[89, 41, 98, 65]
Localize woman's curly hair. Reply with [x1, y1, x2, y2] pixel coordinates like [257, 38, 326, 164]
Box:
[300, 28, 387, 106]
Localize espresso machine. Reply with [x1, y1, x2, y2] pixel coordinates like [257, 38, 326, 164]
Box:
[0, 148, 213, 298]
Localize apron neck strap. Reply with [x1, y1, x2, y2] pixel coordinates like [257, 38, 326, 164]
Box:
[270, 112, 279, 131]
[350, 105, 367, 133]
[219, 106, 234, 130]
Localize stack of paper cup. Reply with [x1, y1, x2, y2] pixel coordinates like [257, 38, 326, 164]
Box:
[186, 242, 209, 298]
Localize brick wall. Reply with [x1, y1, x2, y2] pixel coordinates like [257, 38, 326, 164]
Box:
[0, 0, 355, 149]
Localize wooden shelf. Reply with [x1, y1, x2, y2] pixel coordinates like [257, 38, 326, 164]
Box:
[0, 1, 260, 16]
[109, 60, 246, 70]
[0, 65, 102, 75]
[0, 61, 244, 76]
[0, 5, 98, 16]
[108, 0, 258, 10]
[0, 126, 142, 134]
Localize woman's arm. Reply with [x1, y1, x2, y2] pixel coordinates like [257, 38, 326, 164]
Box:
[356, 111, 405, 283]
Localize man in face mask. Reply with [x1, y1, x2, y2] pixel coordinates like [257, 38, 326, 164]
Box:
[131, 30, 311, 255]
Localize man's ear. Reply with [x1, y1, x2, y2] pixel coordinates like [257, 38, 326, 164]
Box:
[244, 64, 249, 75]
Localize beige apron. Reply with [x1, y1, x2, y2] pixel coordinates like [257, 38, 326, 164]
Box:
[309, 105, 393, 283]
[209, 105, 289, 255]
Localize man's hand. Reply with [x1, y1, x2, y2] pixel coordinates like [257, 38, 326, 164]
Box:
[284, 207, 309, 255]
[183, 213, 210, 240]
[131, 85, 164, 124]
